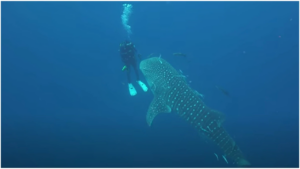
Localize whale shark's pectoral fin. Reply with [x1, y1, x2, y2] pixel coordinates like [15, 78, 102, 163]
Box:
[146, 96, 171, 126]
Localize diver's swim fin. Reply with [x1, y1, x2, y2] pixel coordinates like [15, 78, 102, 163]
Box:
[137, 80, 148, 92]
[128, 83, 137, 96]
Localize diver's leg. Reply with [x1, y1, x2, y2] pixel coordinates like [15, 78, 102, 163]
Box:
[126, 65, 131, 83]
[126, 65, 137, 96]
[132, 60, 140, 81]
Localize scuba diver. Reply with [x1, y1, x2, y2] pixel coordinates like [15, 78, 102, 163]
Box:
[119, 40, 148, 96]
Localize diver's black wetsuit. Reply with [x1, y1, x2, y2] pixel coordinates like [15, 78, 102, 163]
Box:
[119, 41, 140, 83]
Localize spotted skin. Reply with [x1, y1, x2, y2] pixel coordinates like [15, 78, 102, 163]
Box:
[140, 57, 250, 166]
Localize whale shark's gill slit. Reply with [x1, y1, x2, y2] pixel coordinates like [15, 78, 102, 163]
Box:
[150, 82, 156, 92]
[139, 57, 250, 167]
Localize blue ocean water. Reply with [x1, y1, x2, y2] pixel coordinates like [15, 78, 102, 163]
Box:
[1, 1, 299, 168]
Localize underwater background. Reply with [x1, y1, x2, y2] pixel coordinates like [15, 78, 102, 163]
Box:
[1, 1, 299, 168]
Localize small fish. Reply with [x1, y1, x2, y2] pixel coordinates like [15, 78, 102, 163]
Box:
[214, 153, 219, 161]
[158, 54, 162, 64]
[176, 75, 186, 78]
[222, 155, 228, 164]
[215, 85, 230, 97]
[194, 90, 205, 99]
[173, 52, 187, 57]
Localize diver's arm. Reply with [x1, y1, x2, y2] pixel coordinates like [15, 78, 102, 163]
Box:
[120, 51, 126, 63]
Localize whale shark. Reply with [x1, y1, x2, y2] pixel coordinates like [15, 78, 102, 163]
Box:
[140, 57, 250, 167]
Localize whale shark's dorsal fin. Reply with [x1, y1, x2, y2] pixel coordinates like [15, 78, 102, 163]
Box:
[146, 95, 171, 126]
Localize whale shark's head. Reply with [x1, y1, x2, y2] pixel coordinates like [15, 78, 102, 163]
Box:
[139, 57, 161, 86]
[140, 57, 182, 94]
